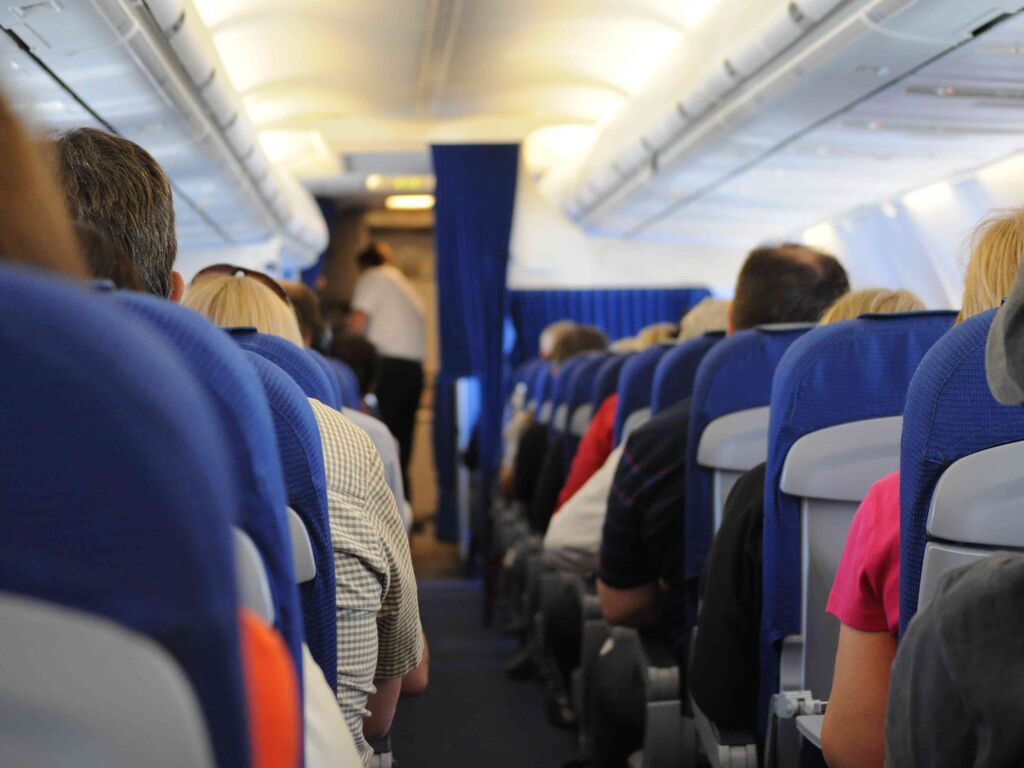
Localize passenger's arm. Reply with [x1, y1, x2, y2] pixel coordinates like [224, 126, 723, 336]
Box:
[401, 632, 429, 697]
[348, 309, 369, 336]
[597, 579, 661, 627]
[821, 625, 896, 768]
[364, 677, 402, 739]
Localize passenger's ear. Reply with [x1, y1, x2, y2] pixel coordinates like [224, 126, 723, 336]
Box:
[726, 301, 735, 335]
[169, 270, 185, 303]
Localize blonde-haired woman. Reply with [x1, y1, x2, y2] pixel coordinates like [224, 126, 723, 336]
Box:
[958, 208, 1024, 323]
[679, 298, 730, 343]
[184, 267, 304, 347]
[184, 264, 426, 762]
[822, 209, 1023, 768]
[819, 288, 925, 325]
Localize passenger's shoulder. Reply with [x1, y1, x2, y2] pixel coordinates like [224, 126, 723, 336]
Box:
[308, 399, 378, 457]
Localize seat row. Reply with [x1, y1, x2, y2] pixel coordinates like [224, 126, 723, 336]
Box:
[0, 264, 369, 767]
[504, 302, 1024, 767]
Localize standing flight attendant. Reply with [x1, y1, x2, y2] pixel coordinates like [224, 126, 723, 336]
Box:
[350, 241, 426, 498]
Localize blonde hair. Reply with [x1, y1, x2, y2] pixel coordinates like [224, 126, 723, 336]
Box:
[958, 209, 1024, 324]
[636, 322, 679, 349]
[183, 273, 304, 347]
[679, 298, 729, 343]
[819, 288, 926, 325]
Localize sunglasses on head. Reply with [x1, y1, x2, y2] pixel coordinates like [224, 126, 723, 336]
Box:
[191, 263, 290, 305]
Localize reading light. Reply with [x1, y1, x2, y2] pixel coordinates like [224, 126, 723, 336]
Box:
[385, 194, 435, 211]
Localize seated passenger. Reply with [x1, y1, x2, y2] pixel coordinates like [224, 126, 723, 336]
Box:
[52, 127, 360, 766]
[520, 324, 609, 533]
[821, 211, 1024, 768]
[584, 247, 849, 768]
[554, 321, 679, 514]
[183, 272, 426, 763]
[544, 299, 731, 577]
[690, 288, 924, 744]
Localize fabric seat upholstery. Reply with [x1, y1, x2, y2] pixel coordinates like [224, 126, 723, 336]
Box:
[0, 266, 250, 768]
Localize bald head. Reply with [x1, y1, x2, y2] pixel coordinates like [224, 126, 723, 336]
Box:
[731, 244, 849, 331]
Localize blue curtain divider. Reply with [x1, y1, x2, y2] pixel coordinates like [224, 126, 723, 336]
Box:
[507, 287, 712, 364]
[431, 144, 520, 548]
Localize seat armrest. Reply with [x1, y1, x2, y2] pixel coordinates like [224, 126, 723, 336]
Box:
[795, 715, 824, 750]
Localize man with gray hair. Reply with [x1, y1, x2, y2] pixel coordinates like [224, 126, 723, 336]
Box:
[55, 128, 182, 300]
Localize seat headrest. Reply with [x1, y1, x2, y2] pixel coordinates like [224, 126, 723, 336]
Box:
[650, 333, 722, 415]
[306, 348, 344, 408]
[0, 265, 249, 768]
[590, 354, 630, 412]
[230, 328, 337, 407]
[614, 344, 672, 445]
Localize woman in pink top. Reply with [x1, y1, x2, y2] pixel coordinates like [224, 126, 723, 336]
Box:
[820, 209, 1024, 768]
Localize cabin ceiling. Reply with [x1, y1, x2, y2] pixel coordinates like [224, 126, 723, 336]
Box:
[192, 0, 729, 196]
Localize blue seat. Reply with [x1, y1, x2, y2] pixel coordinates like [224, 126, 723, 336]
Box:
[243, 351, 338, 693]
[327, 357, 361, 408]
[0, 266, 249, 768]
[590, 353, 630, 412]
[549, 355, 588, 437]
[613, 344, 672, 445]
[528, 361, 552, 413]
[759, 311, 955, 740]
[900, 309, 1024, 633]
[232, 328, 337, 407]
[115, 294, 304, 680]
[684, 326, 814, 589]
[650, 333, 723, 416]
[306, 348, 344, 408]
[562, 353, 609, 467]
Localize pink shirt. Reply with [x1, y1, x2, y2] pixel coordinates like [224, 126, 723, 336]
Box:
[826, 471, 901, 637]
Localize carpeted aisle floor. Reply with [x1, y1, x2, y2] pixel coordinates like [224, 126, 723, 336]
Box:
[390, 577, 579, 768]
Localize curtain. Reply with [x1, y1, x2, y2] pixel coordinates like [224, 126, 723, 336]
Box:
[507, 287, 711, 363]
[431, 144, 519, 548]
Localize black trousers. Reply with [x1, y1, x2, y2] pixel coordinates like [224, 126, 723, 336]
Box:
[376, 356, 424, 498]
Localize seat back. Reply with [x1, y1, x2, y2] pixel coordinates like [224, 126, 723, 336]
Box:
[549, 355, 588, 436]
[900, 309, 1024, 632]
[590, 353, 630, 412]
[534, 363, 556, 423]
[306, 348, 344, 408]
[327, 357, 362, 408]
[0, 266, 249, 768]
[115, 296, 304, 676]
[650, 332, 723, 416]
[243, 351, 338, 693]
[684, 325, 814, 587]
[760, 312, 955, 714]
[0, 594, 215, 768]
[527, 360, 551, 413]
[564, 353, 609, 467]
[613, 344, 672, 445]
[232, 328, 337, 407]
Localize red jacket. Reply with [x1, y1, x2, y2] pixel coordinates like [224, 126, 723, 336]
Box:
[556, 394, 618, 512]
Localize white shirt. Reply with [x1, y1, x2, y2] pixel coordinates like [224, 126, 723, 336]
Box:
[352, 265, 426, 361]
[343, 407, 413, 532]
[542, 445, 625, 575]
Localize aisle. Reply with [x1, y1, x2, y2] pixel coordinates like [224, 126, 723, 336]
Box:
[390, 577, 579, 768]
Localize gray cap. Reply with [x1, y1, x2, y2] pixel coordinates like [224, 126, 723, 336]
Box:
[986, 262, 1024, 404]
